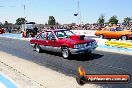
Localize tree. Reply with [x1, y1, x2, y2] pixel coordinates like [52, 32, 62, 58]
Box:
[48, 16, 56, 25]
[123, 17, 132, 26]
[97, 14, 105, 24]
[4, 21, 9, 26]
[0, 22, 3, 27]
[15, 18, 26, 25]
[109, 16, 118, 25]
[3, 21, 12, 27]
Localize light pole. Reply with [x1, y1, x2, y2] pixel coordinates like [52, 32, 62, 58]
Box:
[77, 0, 81, 25]
[74, 0, 81, 25]
[23, 4, 26, 31]
[77, 0, 79, 24]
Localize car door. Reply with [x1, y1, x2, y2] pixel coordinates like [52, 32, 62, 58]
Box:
[103, 29, 112, 38]
[104, 28, 116, 38]
[46, 31, 57, 52]
[113, 27, 124, 39]
[46, 31, 61, 52]
[107, 28, 122, 39]
[36, 32, 47, 49]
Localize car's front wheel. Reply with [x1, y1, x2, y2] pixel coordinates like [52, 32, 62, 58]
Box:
[99, 34, 104, 39]
[35, 45, 41, 53]
[121, 35, 127, 40]
[61, 47, 71, 59]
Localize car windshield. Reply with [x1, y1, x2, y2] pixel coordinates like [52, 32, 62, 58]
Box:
[115, 27, 124, 31]
[55, 30, 75, 38]
[110, 27, 124, 31]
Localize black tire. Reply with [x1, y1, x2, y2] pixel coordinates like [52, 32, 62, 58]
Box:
[35, 45, 41, 53]
[121, 35, 127, 40]
[99, 34, 104, 39]
[61, 47, 71, 59]
[33, 44, 36, 48]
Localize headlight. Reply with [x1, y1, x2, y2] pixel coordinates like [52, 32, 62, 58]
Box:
[74, 43, 87, 49]
[87, 41, 97, 46]
[74, 44, 78, 49]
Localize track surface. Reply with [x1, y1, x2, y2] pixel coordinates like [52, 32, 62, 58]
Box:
[0, 37, 132, 88]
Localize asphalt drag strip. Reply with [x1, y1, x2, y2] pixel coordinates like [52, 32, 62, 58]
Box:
[0, 37, 132, 88]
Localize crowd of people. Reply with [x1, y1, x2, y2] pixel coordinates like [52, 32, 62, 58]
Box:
[38, 23, 131, 32]
[37, 24, 104, 32]
[21, 23, 132, 38]
[22, 24, 100, 38]
[2, 23, 132, 38]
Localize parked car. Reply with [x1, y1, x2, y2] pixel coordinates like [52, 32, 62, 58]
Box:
[95, 27, 132, 40]
[0, 28, 5, 34]
[30, 29, 97, 59]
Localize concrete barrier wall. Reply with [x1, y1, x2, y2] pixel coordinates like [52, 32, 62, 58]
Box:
[71, 30, 96, 36]
[93, 38, 107, 45]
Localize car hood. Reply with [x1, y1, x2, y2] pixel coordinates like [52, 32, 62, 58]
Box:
[59, 35, 95, 44]
[123, 30, 132, 32]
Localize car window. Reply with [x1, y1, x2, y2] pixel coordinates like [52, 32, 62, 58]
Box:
[40, 33, 46, 39]
[110, 28, 116, 31]
[56, 32, 65, 38]
[64, 30, 74, 36]
[55, 30, 75, 38]
[47, 32, 55, 40]
[115, 27, 123, 31]
[36, 33, 46, 40]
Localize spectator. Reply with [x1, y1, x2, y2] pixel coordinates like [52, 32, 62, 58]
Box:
[50, 26, 54, 30]
[34, 27, 38, 35]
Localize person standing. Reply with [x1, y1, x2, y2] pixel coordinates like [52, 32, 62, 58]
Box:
[34, 27, 38, 35]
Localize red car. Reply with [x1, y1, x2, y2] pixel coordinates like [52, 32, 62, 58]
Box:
[0, 28, 5, 34]
[30, 29, 98, 59]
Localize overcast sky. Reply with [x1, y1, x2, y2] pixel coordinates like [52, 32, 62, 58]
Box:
[0, 0, 132, 24]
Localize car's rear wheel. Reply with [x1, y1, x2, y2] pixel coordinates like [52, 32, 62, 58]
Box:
[121, 35, 127, 40]
[35, 45, 41, 53]
[61, 47, 71, 59]
[99, 34, 104, 39]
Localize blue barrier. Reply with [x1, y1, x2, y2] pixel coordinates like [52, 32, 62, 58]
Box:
[0, 74, 17, 88]
[0, 33, 21, 39]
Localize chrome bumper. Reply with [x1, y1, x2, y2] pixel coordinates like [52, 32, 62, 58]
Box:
[30, 44, 35, 47]
[69, 45, 98, 54]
